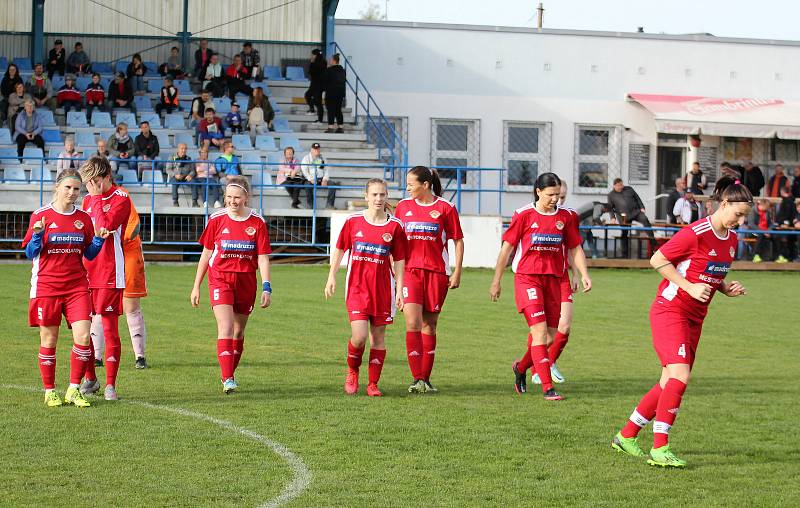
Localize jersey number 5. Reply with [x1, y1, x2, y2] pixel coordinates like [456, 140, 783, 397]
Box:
[677, 344, 687, 358]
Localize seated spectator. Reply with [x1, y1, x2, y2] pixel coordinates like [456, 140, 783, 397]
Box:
[774, 186, 796, 263]
[225, 102, 243, 134]
[85, 72, 106, 122]
[792, 166, 800, 199]
[665, 177, 685, 224]
[56, 137, 82, 172]
[672, 190, 705, 224]
[193, 39, 213, 77]
[107, 122, 134, 171]
[301, 142, 337, 209]
[46, 40, 66, 79]
[190, 89, 213, 128]
[202, 54, 225, 97]
[27, 64, 56, 110]
[752, 199, 775, 263]
[5, 81, 29, 129]
[14, 100, 45, 160]
[198, 108, 224, 149]
[214, 141, 241, 181]
[194, 148, 221, 208]
[134, 120, 160, 178]
[1, 63, 24, 126]
[225, 54, 252, 100]
[95, 138, 110, 158]
[277, 146, 305, 208]
[767, 164, 790, 197]
[127, 53, 147, 95]
[66, 42, 92, 75]
[247, 87, 274, 135]
[56, 74, 82, 113]
[607, 177, 655, 257]
[686, 161, 707, 194]
[159, 46, 186, 79]
[108, 72, 134, 111]
[167, 142, 197, 206]
[155, 77, 180, 115]
[239, 42, 261, 80]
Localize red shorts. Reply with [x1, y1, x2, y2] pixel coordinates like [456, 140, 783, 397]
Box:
[208, 270, 256, 315]
[650, 297, 704, 367]
[347, 309, 394, 326]
[514, 273, 561, 328]
[403, 268, 449, 313]
[29, 291, 92, 328]
[560, 271, 574, 304]
[91, 288, 124, 315]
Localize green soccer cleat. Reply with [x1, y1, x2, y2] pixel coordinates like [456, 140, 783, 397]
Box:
[64, 387, 91, 408]
[752, 254, 762, 263]
[44, 390, 63, 407]
[611, 432, 646, 458]
[647, 445, 687, 468]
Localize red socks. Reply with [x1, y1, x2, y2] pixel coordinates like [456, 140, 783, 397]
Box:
[549, 331, 569, 364]
[653, 378, 687, 448]
[368, 349, 386, 384]
[38, 346, 56, 389]
[217, 338, 235, 380]
[516, 334, 534, 372]
[347, 341, 364, 371]
[620, 383, 663, 438]
[103, 314, 121, 387]
[232, 338, 245, 372]
[421, 333, 436, 381]
[530, 344, 553, 392]
[70, 343, 92, 385]
[85, 341, 97, 381]
[405, 331, 423, 380]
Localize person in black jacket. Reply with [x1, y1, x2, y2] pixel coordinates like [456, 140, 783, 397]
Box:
[791, 166, 800, 199]
[134, 121, 160, 179]
[47, 40, 66, 79]
[324, 54, 346, 133]
[304, 49, 326, 122]
[194, 39, 214, 77]
[665, 177, 686, 224]
[0, 63, 24, 126]
[741, 160, 765, 197]
[607, 178, 656, 257]
[108, 72, 134, 111]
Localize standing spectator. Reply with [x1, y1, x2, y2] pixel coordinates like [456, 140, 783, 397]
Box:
[225, 102, 243, 134]
[607, 178, 656, 257]
[719, 161, 741, 180]
[791, 166, 800, 199]
[56, 75, 82, 113]
[277, 146, 305, 208]
[27, 64, 56, 110]
[66, 42, 91, 75]
[56, 137, 82, 172]
[84, 72, 106, 122]
[767, 164, 790, 198]
[1, 64, 23, 126]
[193, 39, 213, 77]
[214, 141, 241, 181]
[160, 46, 185, 79]
[751, 199, 775, 263]
[167, 143, 196, 207]
[239, 42, 261, 80]
[108, 72, 134, 111]
[134, 121, 160, 178]
[665, 177, 685, 224]
[126, 54, 147, 96]
[193, 148, 221, 208]
[686, 162, 707, 194]
[46, 40, 66, 79]
[304, 49, 326, 122]
[672, 190, 705, 224]
[14, 100, 45, 160]
[324, 54, 346, 134]
[774, 186, 796, 263]
[301, 142, 337, 208]
[202, 54, 225, 97]
[198, 108, 224, 149]
[741, 160, 765, 197]
[107, 123, 134, 171]
[190, 89, 213, 128]
[6, 82, 30, 129]
[155, 77, 179, 115]
[225, 55, 252, 100]
[246, 87, 274, 135]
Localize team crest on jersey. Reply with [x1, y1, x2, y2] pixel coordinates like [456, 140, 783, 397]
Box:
[429, 210, 441, 219]
[382, 233, 393, 242]
[73, 220, 84, 229]
[729, 247, 735, 257]
[102, 204, 111, 213]
[555, 221, 564, 230]
[245, 226, 256, 236]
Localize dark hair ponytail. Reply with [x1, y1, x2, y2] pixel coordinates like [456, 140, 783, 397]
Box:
[533, 172, 562, 202]
[408, 165, 442, 197]
[713, 176, 753, 204]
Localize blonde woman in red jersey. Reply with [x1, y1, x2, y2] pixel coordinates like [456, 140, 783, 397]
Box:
[490, 173, 591, 401]
[23, 168, 110, 407]
[394, 166, 464, 394]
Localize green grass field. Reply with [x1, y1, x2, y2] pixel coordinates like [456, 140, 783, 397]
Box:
[1, 264, 798, 507]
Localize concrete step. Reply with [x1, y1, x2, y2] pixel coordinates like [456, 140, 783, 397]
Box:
[302, 123, 364, 133]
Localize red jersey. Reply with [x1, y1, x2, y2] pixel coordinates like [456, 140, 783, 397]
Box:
[22, 205, 95, 298]
[82, 186, 132, 289]
[503, 204, 582, 276]
[394, 197, 463, 275]
[336, 212, 406, 315]
[558, 205, 581, 271]
[199, 209, 272, 274]
[655, 217, 738, 319]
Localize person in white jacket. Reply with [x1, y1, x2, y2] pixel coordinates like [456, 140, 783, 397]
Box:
[673, 190, 705, 224]
[300, 142, 337, 208]
[56, 137, 82, 173]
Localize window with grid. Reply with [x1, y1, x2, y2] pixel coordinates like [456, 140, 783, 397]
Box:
[362, 116, 408, 166]
[503, 121, 551, 189]
[770, 139, 800, 163]
[574, 124, 621, 193]
[431, 119, 480, 185]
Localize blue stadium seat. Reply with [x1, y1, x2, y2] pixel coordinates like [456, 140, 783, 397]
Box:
[67, 111, 88, 127]
[4, 167, 27, 183]
[175, 133, 196, 148]
[255, 135, 277, 151]
[174, 79, 191, 94]
[266, 151, 282, 165]
[0, 148, 20, 165]
[30, 166, 54, 183]
[249, 167, 273, 190]
[232, 134, 253, 150]
[285, 66, 306, 81]
[115, 61, 130, 74]
[52, 75, 65, 89]
[92, 62, 113, 74]
[156, 133, 172, 149]
[213, 97, 231, 114]
[76, 76, 91, 90]
[101, 77, 112, 90]
[272, 118, 292, 133]
[13, 57, 32, 71]
[42, 129, 62, 144]
[75, 131, 97, 148]
[23, 147, 44, 165]
[240, 152, 261, 166]
[144, 62, 159, 76]
[269, 98, 281, 113]
[47, 148, 62, 159]
[117, 169, 139, 184]
[250, 82, 272, 96]
[139, 112, 161, 128]
[147, 79, 162, 93]
[234, 93, 249, 104]
[264, 66, 283, 80]
[0, 128, 12, 144]
[0, 57, 7, 72]
[186, 149, 199, 161]
[91, 111, 113, 128]
[141, 169, 164, 184]
[279, 135, 301, 150]
[36, 109, 56, 127]
[164, 114, 185, 129]
[116, 111, 136, 127]
[98, 128, 114, 140]
[133, 95, 153, 111]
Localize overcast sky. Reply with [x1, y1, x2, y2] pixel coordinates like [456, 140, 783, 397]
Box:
[336, 0, 800, 41]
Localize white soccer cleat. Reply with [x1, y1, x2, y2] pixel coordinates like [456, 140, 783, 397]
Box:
[104, 385, 118, 401]
[550, 363, 565, 384]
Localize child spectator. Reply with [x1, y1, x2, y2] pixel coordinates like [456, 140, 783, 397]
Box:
[126, 53, 147, 95]
[193, 148, 221, 208]
[85, 72, 105, 122]
[109, 72, 134, 111]
[225, 102, 243, 134]
[56, 75, 82, 113]
[198, 108, 224, 149]
[167, 142, 197, 206]
[66, 42, 92, 75]
[27, 64, 56, 111]
[214, 141, 241, 181]
[56, 137, 82, 172]
[46, 40, 66, 79]
[155, 77, 180, 115]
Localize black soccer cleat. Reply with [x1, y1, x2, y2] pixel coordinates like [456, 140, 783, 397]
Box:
[512, 361, 527, 394]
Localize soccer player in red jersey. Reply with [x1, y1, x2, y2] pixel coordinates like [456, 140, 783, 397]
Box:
[78, 156, 133, 401]
[490, 173, 591, 401]
[191, 176, 272, 394]
[394, 166, 464, 394]
[22, 168, 110, 407]
[611, 177, 752, 467]
[325, 179, 407, 397]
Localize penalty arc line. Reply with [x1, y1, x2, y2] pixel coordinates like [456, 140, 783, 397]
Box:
[2, 384, 311, 508]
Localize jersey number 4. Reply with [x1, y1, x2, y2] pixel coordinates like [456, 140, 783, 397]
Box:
[677, 344, 687, 358]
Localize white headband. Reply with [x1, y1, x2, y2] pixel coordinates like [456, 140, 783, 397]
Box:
[227, 183, 249, 194]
